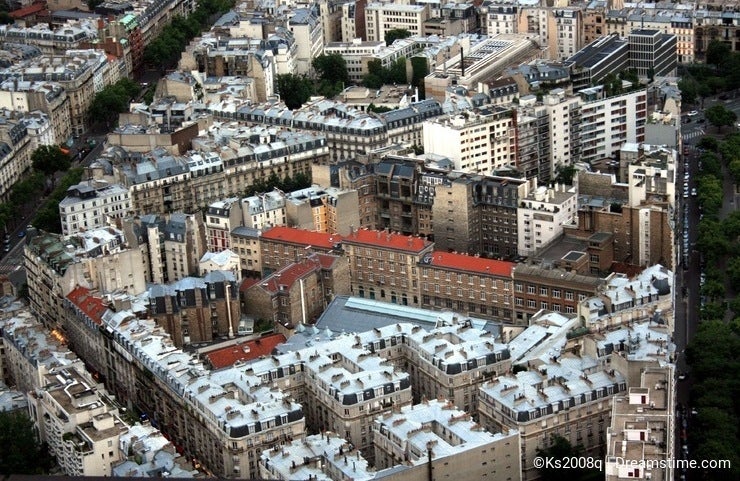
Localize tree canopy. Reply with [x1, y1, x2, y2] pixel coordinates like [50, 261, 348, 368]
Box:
[705, 104, 738, 131]
[385, 28, 411, 47]
[311, 54, 349, 98]
[276, 74, 314, 110]
[0, 411, 50, 475]
[89, 78, 142, 128]
[363, 58, 408, 89]
[31, 145, 71, 188]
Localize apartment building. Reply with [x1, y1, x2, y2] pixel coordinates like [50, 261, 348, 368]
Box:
[431, 173, 531, 258]
[551, 8, 583, 60]
[29, 366, 127, 476]
[482, 2, 519, 36]
[344, 228, 433, 308]
[259, 226, 342, 275]
[365, 3, 430, 43]
[0, 79, 71, 145]
[0, 21, 98, 55]
[512, 98, 551, 181]
[312, 160, 378, 230]
[147, 272, 241, 347]
[0, 52, 102, 136]
[0, 309, 82, 393]
[64, 286, 109, 379]
[373, 400, 522, 481]
[543, 89, 583, 178]
[374, 157, 427, 236]
[260, 432, 374, 480]
[605, 368, 675, 481]
[285, 185, 360, 236]
[241, 190, 286, 230]
[419, 250, 515, 323]
[0, 109, 31, 201]
[574, 150, 676, 271]
[206, 197, 242, 252]
[479, 354, 627, 481]
[24, 228, 148, 328]
[130, 212, 207, 284]
[19, 110, 55, 151]
[230, 226, 262, 277]
[210, 98, 444, 161]
[242, 253, 349, 334]
[423, 107, 515, 175]
[288, 7, 324, 75]
[59, 181, 130, 236]
[248, 330, 414, 458]
[511, 264, 604, 324]
[517, 183, 578, 257]
[578, 86, 647, 166]
[324, 38, 397, 83]
[113, 422, 199, 477]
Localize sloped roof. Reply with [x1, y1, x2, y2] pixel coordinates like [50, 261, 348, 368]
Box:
[66, 286, 107, 325]
[205, 334, 287, 369]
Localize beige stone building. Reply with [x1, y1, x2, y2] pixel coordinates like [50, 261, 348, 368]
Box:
[0, 109, 32, 200]
[24, 228, 148, 328]
[285, 185, 360, 236]
[373, 400, 521, 481]
[343, 228, 433, 307]
[230, 226, 262, 277]
[0, 80, 71, 144]
[479, 357, 626, 480]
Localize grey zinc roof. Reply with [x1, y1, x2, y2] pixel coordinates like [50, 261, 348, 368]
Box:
[315, 296, 501, 336]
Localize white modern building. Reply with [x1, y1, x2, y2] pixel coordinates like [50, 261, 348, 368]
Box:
[423, 106, 515, 174]
[517, 182, 578, 256]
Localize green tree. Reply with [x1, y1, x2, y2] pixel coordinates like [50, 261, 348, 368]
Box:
[705, 104, 738, 132]
[410, 56, 429, 99]
[312, 54, 349, 87]
[677, 78, 697, 104]
[276, 74, 314, 109]
[384, 28, 411, 47]
[31, 146, 70, 189]
[707, 41, 732, 71]
[0, 411, 49, 474]
[554, 164, 578, 185]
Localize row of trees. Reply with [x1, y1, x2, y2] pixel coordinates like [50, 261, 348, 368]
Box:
[0, 410, 52, 475]
[88, 77, 142, 128]
[0, 146, 72, 232]
[243, 170, 311, 197]
[143, 0, 236, 68]
[32, 168, 85, 234]
[688, 133, 740, 480]
[679, 41, 740, 104]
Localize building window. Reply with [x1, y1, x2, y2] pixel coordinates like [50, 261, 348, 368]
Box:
[527, 285, 535, 294]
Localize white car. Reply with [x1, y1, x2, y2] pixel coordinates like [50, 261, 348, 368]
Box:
[687, 110, 699, 116]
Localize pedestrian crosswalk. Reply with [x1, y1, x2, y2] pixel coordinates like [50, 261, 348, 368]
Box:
[682, 129, 705, 141]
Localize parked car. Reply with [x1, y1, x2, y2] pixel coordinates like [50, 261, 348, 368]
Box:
[687, 110, 699, 116]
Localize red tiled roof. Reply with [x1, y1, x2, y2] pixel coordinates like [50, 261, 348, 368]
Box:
[426, 251, 515, 277]
[240, 277, 260, 292]
[258, 258, 322, 293]
[261, 226, 341, 249]
[206, 334, 287, 369]
[343, 229, 431, 253]
[316, 253, 339, 269]
[10, 3, 45, 17]
[66, 286, 108, 325]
